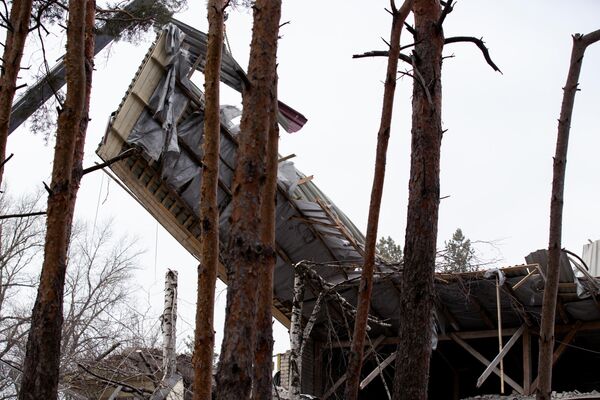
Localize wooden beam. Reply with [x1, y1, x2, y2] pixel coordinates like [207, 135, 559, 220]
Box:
[512, 268, 538, 291]
[363, 327, 521, 347]
[278, 153, 296, 162]
[477, 325, 525, 388]
[450, 333, 524, 394]
[359, 352, 396, 390]
[555, 319, 600, 333]
[333, 320, 600, 348]
[552, 321, 581, 364]
[523, 326, 532, 395]
[529, 321, 581, 393]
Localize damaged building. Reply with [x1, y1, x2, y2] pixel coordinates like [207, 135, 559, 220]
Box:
[13, 19, 600, 400]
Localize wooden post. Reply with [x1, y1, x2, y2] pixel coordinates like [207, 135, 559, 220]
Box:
[523, 326, 532, 395]
[162, 270, 178, 379]
[496, 275, 504, 393]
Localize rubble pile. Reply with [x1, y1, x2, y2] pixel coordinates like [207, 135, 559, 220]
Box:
[462, 390, 600, 400]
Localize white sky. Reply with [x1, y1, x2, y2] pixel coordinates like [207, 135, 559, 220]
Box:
[5, 0, 600, 355]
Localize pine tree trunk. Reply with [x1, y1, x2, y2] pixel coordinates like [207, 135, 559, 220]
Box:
[66, 0, 95, 232]
[392, 1, 444, 399]
[0, 0, 33, 186]
[252, 76, 279, 400]
[536, 29, 600, 400]
[18, 1, 91, 399]
[193, 1, 224, 399]
[344, 2, 412, 399]
[215, 1, 282, 398]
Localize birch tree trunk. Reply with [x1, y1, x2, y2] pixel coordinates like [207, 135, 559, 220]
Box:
[393, 1, 444, 399]
[215, 1, 282, 398]
[0, 0, 33, 186]
[18, 1, 91, 398]
[252, 75, 279, 399]
[288, 270, 305, 400]
[344, 2, 413, 398]
[163, 269, 178, 379]
[193, 1, 224, 399]
[537, 29, 600, 400]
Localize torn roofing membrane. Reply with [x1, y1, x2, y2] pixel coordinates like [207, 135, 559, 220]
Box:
[101, 23, 367, 324]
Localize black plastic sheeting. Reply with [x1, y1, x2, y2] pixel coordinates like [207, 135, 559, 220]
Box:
[125, 24, 366, 327]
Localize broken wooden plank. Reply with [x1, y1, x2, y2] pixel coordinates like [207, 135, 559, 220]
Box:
[477, 325, 525, 388]
[512, 268, 539, 290]
[450, 333, 524, 394]
[359, 352, 396, 390]
[278, 154, 296, 162]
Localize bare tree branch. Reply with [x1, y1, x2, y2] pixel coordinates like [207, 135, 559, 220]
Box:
[0, 211, 46, 220]
[353, 35, 501, 73]
[352, 50, 413, 66]
[437, 0, 454, 29]
[444, 36, 502, 73]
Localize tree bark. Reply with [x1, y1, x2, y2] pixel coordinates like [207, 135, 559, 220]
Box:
[288, 269, 305, 400]
[215, 1, 281, 399]
[536, 29, 600, 400]
[163, 270, 178, 379]
[193, 1, 224, 399]
[252, 75, 279, 399]
[392, 1, 444, 399]
[344, 1, 413, 399]
[18, 1, 91, 399]
[0, 0, 33, 186]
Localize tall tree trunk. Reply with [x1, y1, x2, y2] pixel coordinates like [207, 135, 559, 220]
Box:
[0, 0, 33, 186]
[344, 1, 413, 399]
[66, 0, 95, 236]
[288, 269, 305, 400]
[536, 29, 600, 400]
[252, 75, 279, 400]
[18, 0, 91, 398]
[215, 1, 282, 399]
[163, 270, 178, 379]
[392, 1, 444, 399]
[193, 1, 224, 399]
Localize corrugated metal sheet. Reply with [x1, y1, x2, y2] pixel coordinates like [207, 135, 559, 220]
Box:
[582, 240, 600, 277]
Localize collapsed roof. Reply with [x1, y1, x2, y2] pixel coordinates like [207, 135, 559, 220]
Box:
[97, 23, 366, 325]
[96, 23, 600, 398]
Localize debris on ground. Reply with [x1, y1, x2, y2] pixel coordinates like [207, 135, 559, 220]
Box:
[462, 390, 600, 399]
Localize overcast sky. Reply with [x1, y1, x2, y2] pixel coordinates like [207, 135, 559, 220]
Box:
[6, 0, 600, 354]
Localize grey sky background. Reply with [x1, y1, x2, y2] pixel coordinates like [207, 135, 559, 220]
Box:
[5, 1, 600, 354]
